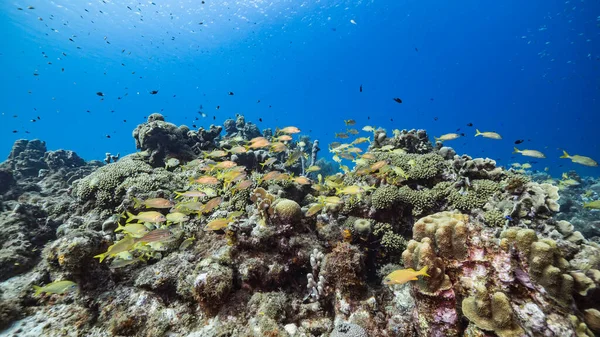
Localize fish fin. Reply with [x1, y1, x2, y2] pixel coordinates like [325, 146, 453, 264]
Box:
[434, 137, 440, 141]
[513, 147, 520, 154]
[94, 253, 107, 263]
[114, 223, 125, 232]
[125, 211, 136, 223]
[133, 197, 142, 209]
[560, 150, 570, 159]
[33, 285, 44, 296]
[419, 265, 430, 277]
[475, 129, 481, 136]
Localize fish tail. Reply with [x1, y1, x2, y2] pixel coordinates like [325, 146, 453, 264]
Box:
[513, 147, 520, 154]
[434, 137, 440, 141]
[475, 129, 481, 136]
[125, 211, 136, 223]
[419, 265, 430, 277]
[560, 150, 570, 159]
[132, 197, 142, 209]
[33, 285, 43, 296]
[114, 223, 125, 232]
[94, 253, 107, 263]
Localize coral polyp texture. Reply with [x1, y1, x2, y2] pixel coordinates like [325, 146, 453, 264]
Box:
[0, 115, 599, 336]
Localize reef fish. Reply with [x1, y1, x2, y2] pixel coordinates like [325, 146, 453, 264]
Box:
[513, 147, 545, 158]
[434, 133, 460, 142]
[475, 129, 502, 139]
[94, 235, 136, 262]
[560, 151, 598, 167]
[166, 212, 190, 224]
[278, 126, 301, 134]
[584, 200, 600, 210]
[33, 280, 77, 296]
[133, 197, 174, 209]
[135, 229, 175, 243]
[383, 266, 430, 285]
[126, 211, 166, 223]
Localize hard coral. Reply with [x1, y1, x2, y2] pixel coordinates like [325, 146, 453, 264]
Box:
[321, 242, 365, 295]
[272, 198, 302, 225]
[371, 185, 400, 210]
[462, 289, 525, 337]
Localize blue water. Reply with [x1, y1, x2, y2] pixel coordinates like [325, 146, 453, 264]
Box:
[1, 0, 599, 177]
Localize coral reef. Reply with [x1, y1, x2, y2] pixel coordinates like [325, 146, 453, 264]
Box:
[0, 116, 597, 337]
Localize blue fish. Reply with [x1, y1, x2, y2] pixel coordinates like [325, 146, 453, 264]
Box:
[504, 215, 513, 221]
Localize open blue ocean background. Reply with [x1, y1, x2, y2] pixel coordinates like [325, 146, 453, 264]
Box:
[1, 0, 598, 177]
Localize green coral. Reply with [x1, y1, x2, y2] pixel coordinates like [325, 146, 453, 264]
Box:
[72, 157, 182, 210]
[371, 185, 400, 210]
[373, 222, 393, 237]
[340, 195, 361, 215]
[484, 209, 506, 227]
[373, 152, 446, 181]
[380, 231, 406, 253]
[353, 218, 372, 238]
[272, 199, 302, 224]
[397, 186, 436, 216]
[462, 287, 525, 337]
[447, 179, 500, 211]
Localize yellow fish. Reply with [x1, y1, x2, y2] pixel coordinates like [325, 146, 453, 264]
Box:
[33, 280, 77, 296]
[513, 147, 545, 158]
[344, 119, 356, 126]
[306, 165, 321, 173]
[584, 200, 600, 209]
[434, 133, 460, 142]
[125, 211, 166, 223]
[94, 235, 136, 263]
[305, 203, 324, 217]
[383, 266, 429, 285]
[474, 129, 502, 139]
[132, 197, 174, 209]
[560, 151, 598, 167]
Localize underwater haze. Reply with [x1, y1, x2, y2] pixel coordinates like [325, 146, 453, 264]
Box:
[1, 0, 599, 176]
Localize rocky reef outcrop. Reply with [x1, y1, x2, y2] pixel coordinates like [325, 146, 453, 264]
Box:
[0, 115, 598, 336]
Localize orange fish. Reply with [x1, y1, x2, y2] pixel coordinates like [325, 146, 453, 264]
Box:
[125, 211, 166, 223]
[229, 146, 247, 154]
[277, 135, 293, 142]
[191, 176, 220, 185]
[174, 190, 206, 199]
[293, 176, 311, 185]
[370, 160, 388, 172]
[383, 266, 429, 285]
[204, 218, 231, 231]
[133, 197, 173, 209]
[212, 161, 237, 170]
[278, 126, 301, 134]
[270, 142, 287, 153]
[248, 138, 271, 149]
[201, 197, 222, 214]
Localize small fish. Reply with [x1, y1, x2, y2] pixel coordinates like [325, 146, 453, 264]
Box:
[352, 137, 370, 144]
[560, 151, 598, 167]
[393, 98, 402, 104]
[174, 190, 206, 199]
[94, 235, 136, 262]
[270, 142, 287, 153]
[166, 212, 190, 224]
[335, 132, 349, 139]
[514, 139, 524, 144]
[370, 160, 388, 172]
[247, 137, 271, 149]
[201, 197, 222, 213]
[228, 91, 234, 95]
[467, 123, 473, 127]
[261, 157, 278, 168]
[233, 180, 253, 194]
[336, 185, 364, 195]
[293, 176, 311, 185]
[191, 175, 220, 185]
[359, 85, 362, 92]
[133, 197, 174, 209]
[204, 217, 231, 231]
[33, 280, 77, 296]
[165, 157, 180, 168]
[344, 119, 356, 126]
[205, 150, 228, 158]
[305, 203, 324, 217]
[149, 90, 159, 94]
[362, 126, 375, 132]
[347, 128, 359, 135]
[179, 235, 196, 250]
[126, 211, 166, 223]
[434, 133, 460, 142]
[96, 92, 104, 97]
[350, 19, 357, 24]
[229, 146, 247, 154]
[278, 126, 301, 134]
[306, 165, 321, 173]
[521, 163, 532, 169]
[504, 215, 513, 221]
[135, 229, 175, 243]
[475, 129, 502, 140]
[584, 200, 600, 209]
[383, 266, 429, 285]
[513, 147, 545, 158]
[277, 135, 293, 142]
[114, 223, 148, 237]
[109, 257, 141, 269]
